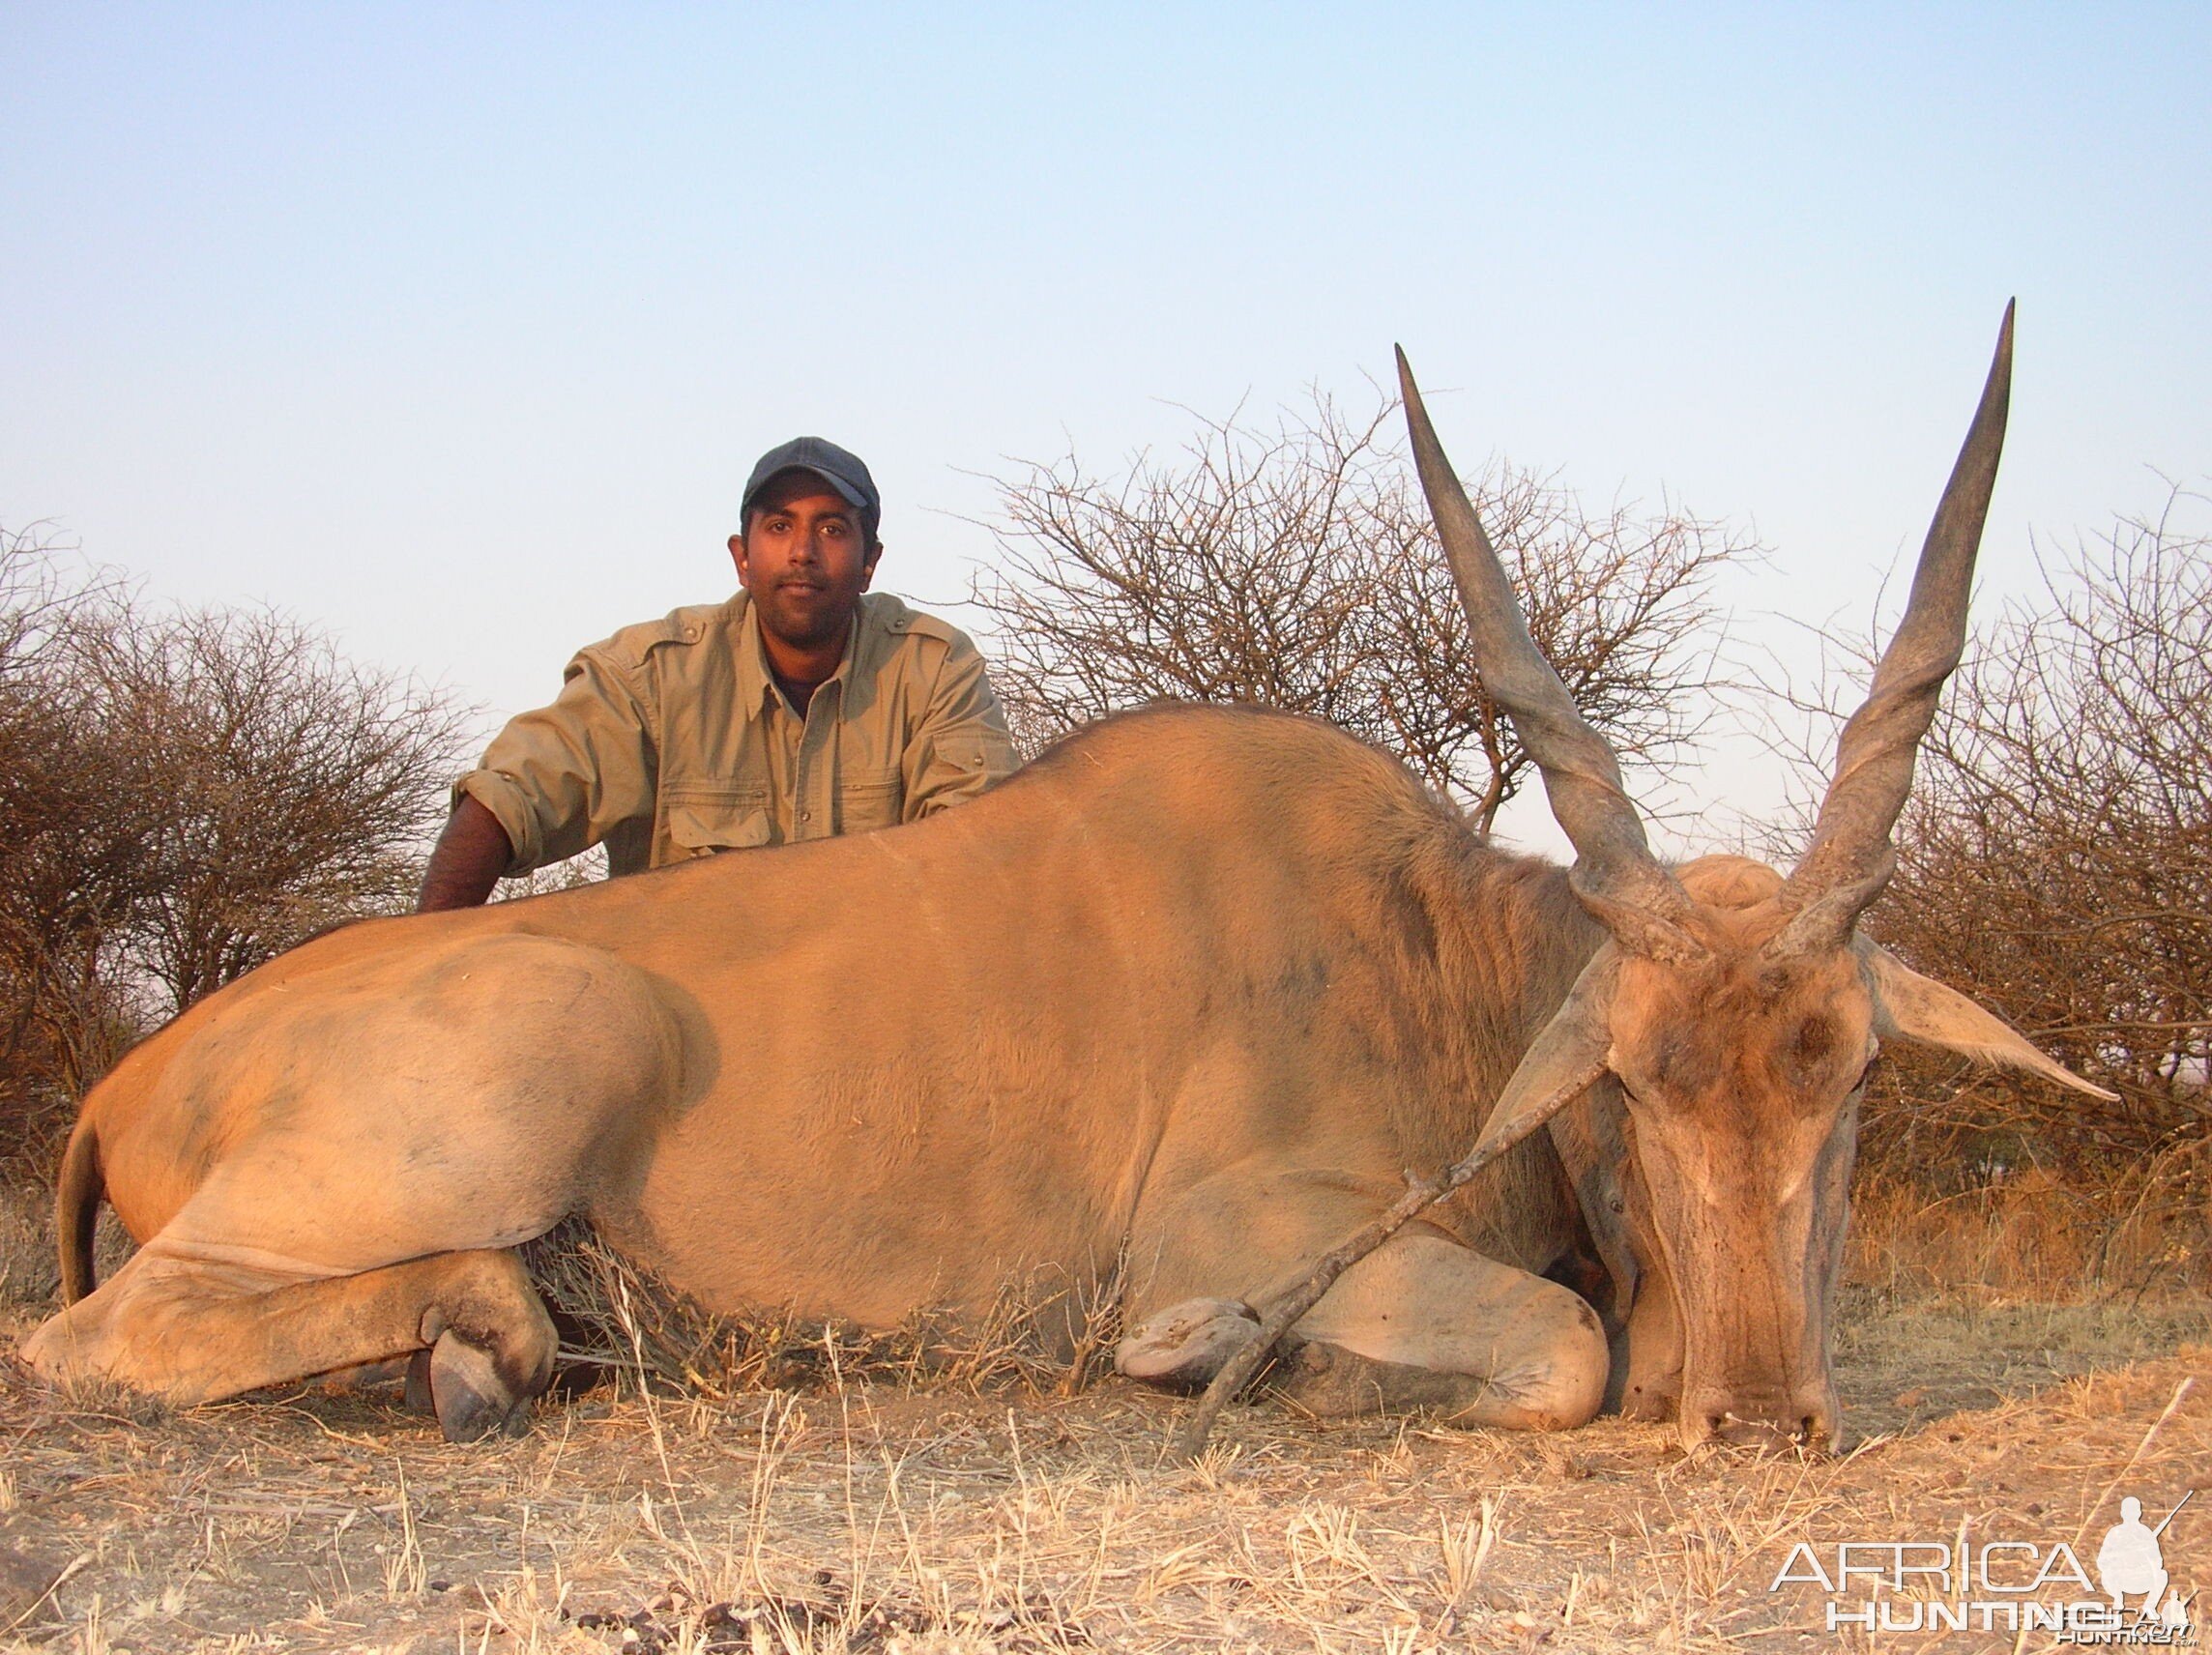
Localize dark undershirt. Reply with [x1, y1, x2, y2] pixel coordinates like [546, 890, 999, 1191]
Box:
[771, 666, 827, 720]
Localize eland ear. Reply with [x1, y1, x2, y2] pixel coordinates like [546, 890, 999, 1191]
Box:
[1861, 944, 2117, 1102]
[1470, 949, 1620, 1157]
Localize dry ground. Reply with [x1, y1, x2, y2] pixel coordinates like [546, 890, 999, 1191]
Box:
[0, 1282, 2206, 1655]
[3, 1173, 2209, 1653]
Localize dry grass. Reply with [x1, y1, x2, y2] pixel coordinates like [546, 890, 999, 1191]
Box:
[0, 1190, 54, 1312]
[1849, 1160, 2209, 1302]
[2, 1314, 2206, 1653]
[2, 1178, 2209, 1652]
[0, 1188, 131, 1317]
[518, 1221, 1125, 1404]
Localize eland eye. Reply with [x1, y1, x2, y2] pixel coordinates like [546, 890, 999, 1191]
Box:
[1792, 1016, 1837, 1068]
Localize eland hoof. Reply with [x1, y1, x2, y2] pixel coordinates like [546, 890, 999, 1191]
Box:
[426, 1330, 531, 1443]
[1116, 1297, 1262, 1389]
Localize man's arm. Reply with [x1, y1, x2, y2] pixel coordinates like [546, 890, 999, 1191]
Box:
[415, 795, 514, 913]
[426, 646, 659, 909]
[901, 632, 1021, 819]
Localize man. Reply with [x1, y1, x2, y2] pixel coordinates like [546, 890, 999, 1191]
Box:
[417, 437, 1019, 911]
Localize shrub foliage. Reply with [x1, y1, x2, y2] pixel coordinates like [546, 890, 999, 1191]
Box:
[1858, 494, 2211, 1178]
[0, 527, 469, 1174]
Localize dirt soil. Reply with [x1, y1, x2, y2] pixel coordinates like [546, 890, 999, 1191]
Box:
[2, 1290, 2208, 1654]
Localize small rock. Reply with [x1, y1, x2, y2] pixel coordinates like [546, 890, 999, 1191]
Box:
[1894, 1387, 1929, 1408]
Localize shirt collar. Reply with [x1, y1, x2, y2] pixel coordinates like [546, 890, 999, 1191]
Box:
[735, 594, 861, 725]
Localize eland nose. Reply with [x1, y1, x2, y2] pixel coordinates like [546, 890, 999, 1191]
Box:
[1684, 1386, 1842, 1453]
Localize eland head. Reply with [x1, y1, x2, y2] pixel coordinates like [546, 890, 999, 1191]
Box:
[1400, 305, 2113, 1451]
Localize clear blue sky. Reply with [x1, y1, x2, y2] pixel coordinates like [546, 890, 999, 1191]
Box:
[4, 6, 2205, 848]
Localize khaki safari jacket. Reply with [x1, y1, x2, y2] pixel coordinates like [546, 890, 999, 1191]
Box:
[454, 592, 1019, 878]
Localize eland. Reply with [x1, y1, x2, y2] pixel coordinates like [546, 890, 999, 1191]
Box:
[24, 306, 2103, 1451]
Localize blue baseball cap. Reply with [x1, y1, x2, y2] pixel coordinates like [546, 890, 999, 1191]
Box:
[741, 437, 881, 536]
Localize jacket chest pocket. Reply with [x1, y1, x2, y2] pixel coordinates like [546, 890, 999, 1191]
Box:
[663, 790, 775, 858]
[837, 767, 905, 834]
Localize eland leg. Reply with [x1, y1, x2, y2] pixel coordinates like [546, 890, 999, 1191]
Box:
[22, 1243, 557, 1442]
[19, 933, 682, 1438]
[1615, 1246, 1685, 1421]
[1119, 1171, 1607, 1430]
[1270, 1233, 1607, 1430]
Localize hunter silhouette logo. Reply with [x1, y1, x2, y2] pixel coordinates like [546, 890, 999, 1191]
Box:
[1772, 1489, 2196, 1640]
[2099, 1494, 2193, 1631]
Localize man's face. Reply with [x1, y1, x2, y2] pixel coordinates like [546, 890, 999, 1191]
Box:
[728, 472, 881, 653]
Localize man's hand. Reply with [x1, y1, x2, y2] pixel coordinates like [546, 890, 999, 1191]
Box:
[416, 796, 514, 912]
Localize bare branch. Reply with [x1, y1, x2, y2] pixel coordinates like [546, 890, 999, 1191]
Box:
[971, 388, 1755, 834]
[1778, 483, 2212, 1169]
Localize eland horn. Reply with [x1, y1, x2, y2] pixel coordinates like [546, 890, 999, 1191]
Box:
[1769, 303, 2015, 958]
[1397, 346, 1702, 963]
